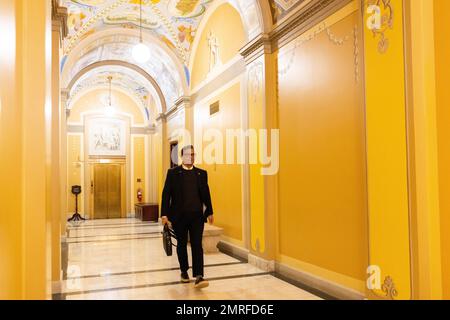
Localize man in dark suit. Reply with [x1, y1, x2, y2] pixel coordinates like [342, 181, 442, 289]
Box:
[161, 145, 214, 289]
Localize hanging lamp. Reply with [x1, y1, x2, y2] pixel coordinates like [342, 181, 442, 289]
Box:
[132, 0, 150, 63]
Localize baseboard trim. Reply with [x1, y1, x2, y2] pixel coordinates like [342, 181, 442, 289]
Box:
[217, 240, 249, 263]
[275, 261, 366, 300]
[248, 254, 275, 272]
[218, 240, 366, 300]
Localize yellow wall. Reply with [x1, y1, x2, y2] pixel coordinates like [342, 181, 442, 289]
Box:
[66, 87, 152, 218]
[156, 129, 164, 213]
[67, 134, 84, 215]
[434, 0, 450, 299]
[133, 136, 146, 209]
[277, 5, 368, 290]
[190, 3, 245, 89]
[194, 82, 243, 242]
[68, 88, 145, 125]
[247, 59, 266, 253]
[364, 0, 411, 299]
[0, 0, 53, 299]
[0, 0, 24, 299]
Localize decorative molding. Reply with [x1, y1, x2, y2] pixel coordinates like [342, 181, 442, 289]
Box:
[52, 0, 68, 43]
[270, 0, 350, 47]
[248, 61, 264, 103]
[353, 24, 360, 83]
[381, 276, 398, 300]
[63, 0, 128, 55]
[155, 95, 191, 123]
[191, 54, 244, 95]
[156, 113, 167, 123]
[326, 25, 350, 45]
[175, 96, 192, 109]
[67, 124, 155, 135]
[275, 261, 366, 300]
[65, 60, 167, 115]
[240, 0, 353, 63]
[217, 240, 366, 300]
[207, 30, 222, 73]
[248, 254, 275, 272]
[366, 0, 394, 54]
[191, 56, 246, 105]
[240, 33, 273, 65]
[217, 240, 249, 262]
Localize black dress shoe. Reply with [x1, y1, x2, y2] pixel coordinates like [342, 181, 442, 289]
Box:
[181, 272, 190, 283]
[194, 276, 209, 289]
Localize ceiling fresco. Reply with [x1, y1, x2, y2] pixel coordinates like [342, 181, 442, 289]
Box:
[68, 65, 153, 121]
[68, 35, 183, 107]
[63, 0, 213, 64]
[61, 0, 268, 110]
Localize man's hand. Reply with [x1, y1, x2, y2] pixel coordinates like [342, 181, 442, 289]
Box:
[161, 216, 169, 225]
[207, 215, 214, 225]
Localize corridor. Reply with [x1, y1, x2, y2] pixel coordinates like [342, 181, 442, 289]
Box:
[54, 219, 321, 300]
[2, 0, 450, 301]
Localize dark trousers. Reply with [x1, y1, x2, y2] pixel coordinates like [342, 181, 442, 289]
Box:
[172, 211, 205, 277]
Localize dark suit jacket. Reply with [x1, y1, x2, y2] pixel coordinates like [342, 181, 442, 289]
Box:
[161, 165, 213, 223]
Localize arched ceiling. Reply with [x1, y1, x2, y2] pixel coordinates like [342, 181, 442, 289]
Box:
[63, 0, 214, 64]
[64, 32, 184, 107]
[68, 65, 154, 121]
[61, 0, 271, 111]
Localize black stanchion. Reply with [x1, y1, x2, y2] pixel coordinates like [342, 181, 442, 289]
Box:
[68, 185, 85, 222]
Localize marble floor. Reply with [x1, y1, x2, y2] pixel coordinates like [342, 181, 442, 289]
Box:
[54, 218, 321, 300]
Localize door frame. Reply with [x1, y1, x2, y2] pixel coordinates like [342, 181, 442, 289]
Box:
[87, 158, 127, 219]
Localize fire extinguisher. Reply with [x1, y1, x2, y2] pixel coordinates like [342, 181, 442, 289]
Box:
[137, 188, 143, 203]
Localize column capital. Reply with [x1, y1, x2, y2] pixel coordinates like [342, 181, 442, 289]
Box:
[52, 0, 68, 44]
[156, 113, 167, 123]
[60, 88, 70, 102]
[240, 33, 273, 65]
[239, 0, 348, 65]
[175, 96, 192, 109]
[61, 89, 70, 119]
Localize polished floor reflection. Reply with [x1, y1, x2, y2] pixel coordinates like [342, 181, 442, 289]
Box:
[54, 219, 321, 300]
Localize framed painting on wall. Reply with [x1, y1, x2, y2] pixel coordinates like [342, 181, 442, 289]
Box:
[87, 118, 127, 156]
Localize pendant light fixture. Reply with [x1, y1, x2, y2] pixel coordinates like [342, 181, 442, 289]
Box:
[132, 0, 150, 63]
[105, 75, 115, 116]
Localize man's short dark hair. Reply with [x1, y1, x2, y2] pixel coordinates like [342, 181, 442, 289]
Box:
[181, 145, 195, 156]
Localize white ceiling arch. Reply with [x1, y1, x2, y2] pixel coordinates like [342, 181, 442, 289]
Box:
[67, 66, 161, 125]
[234, 0, 273, 37]
[69, 86, 152, 126]
[61, 0, 272, 111]
[188, 0, 273, 76]
[66, 60, 167, 116]
[62, 28, 189, 108]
